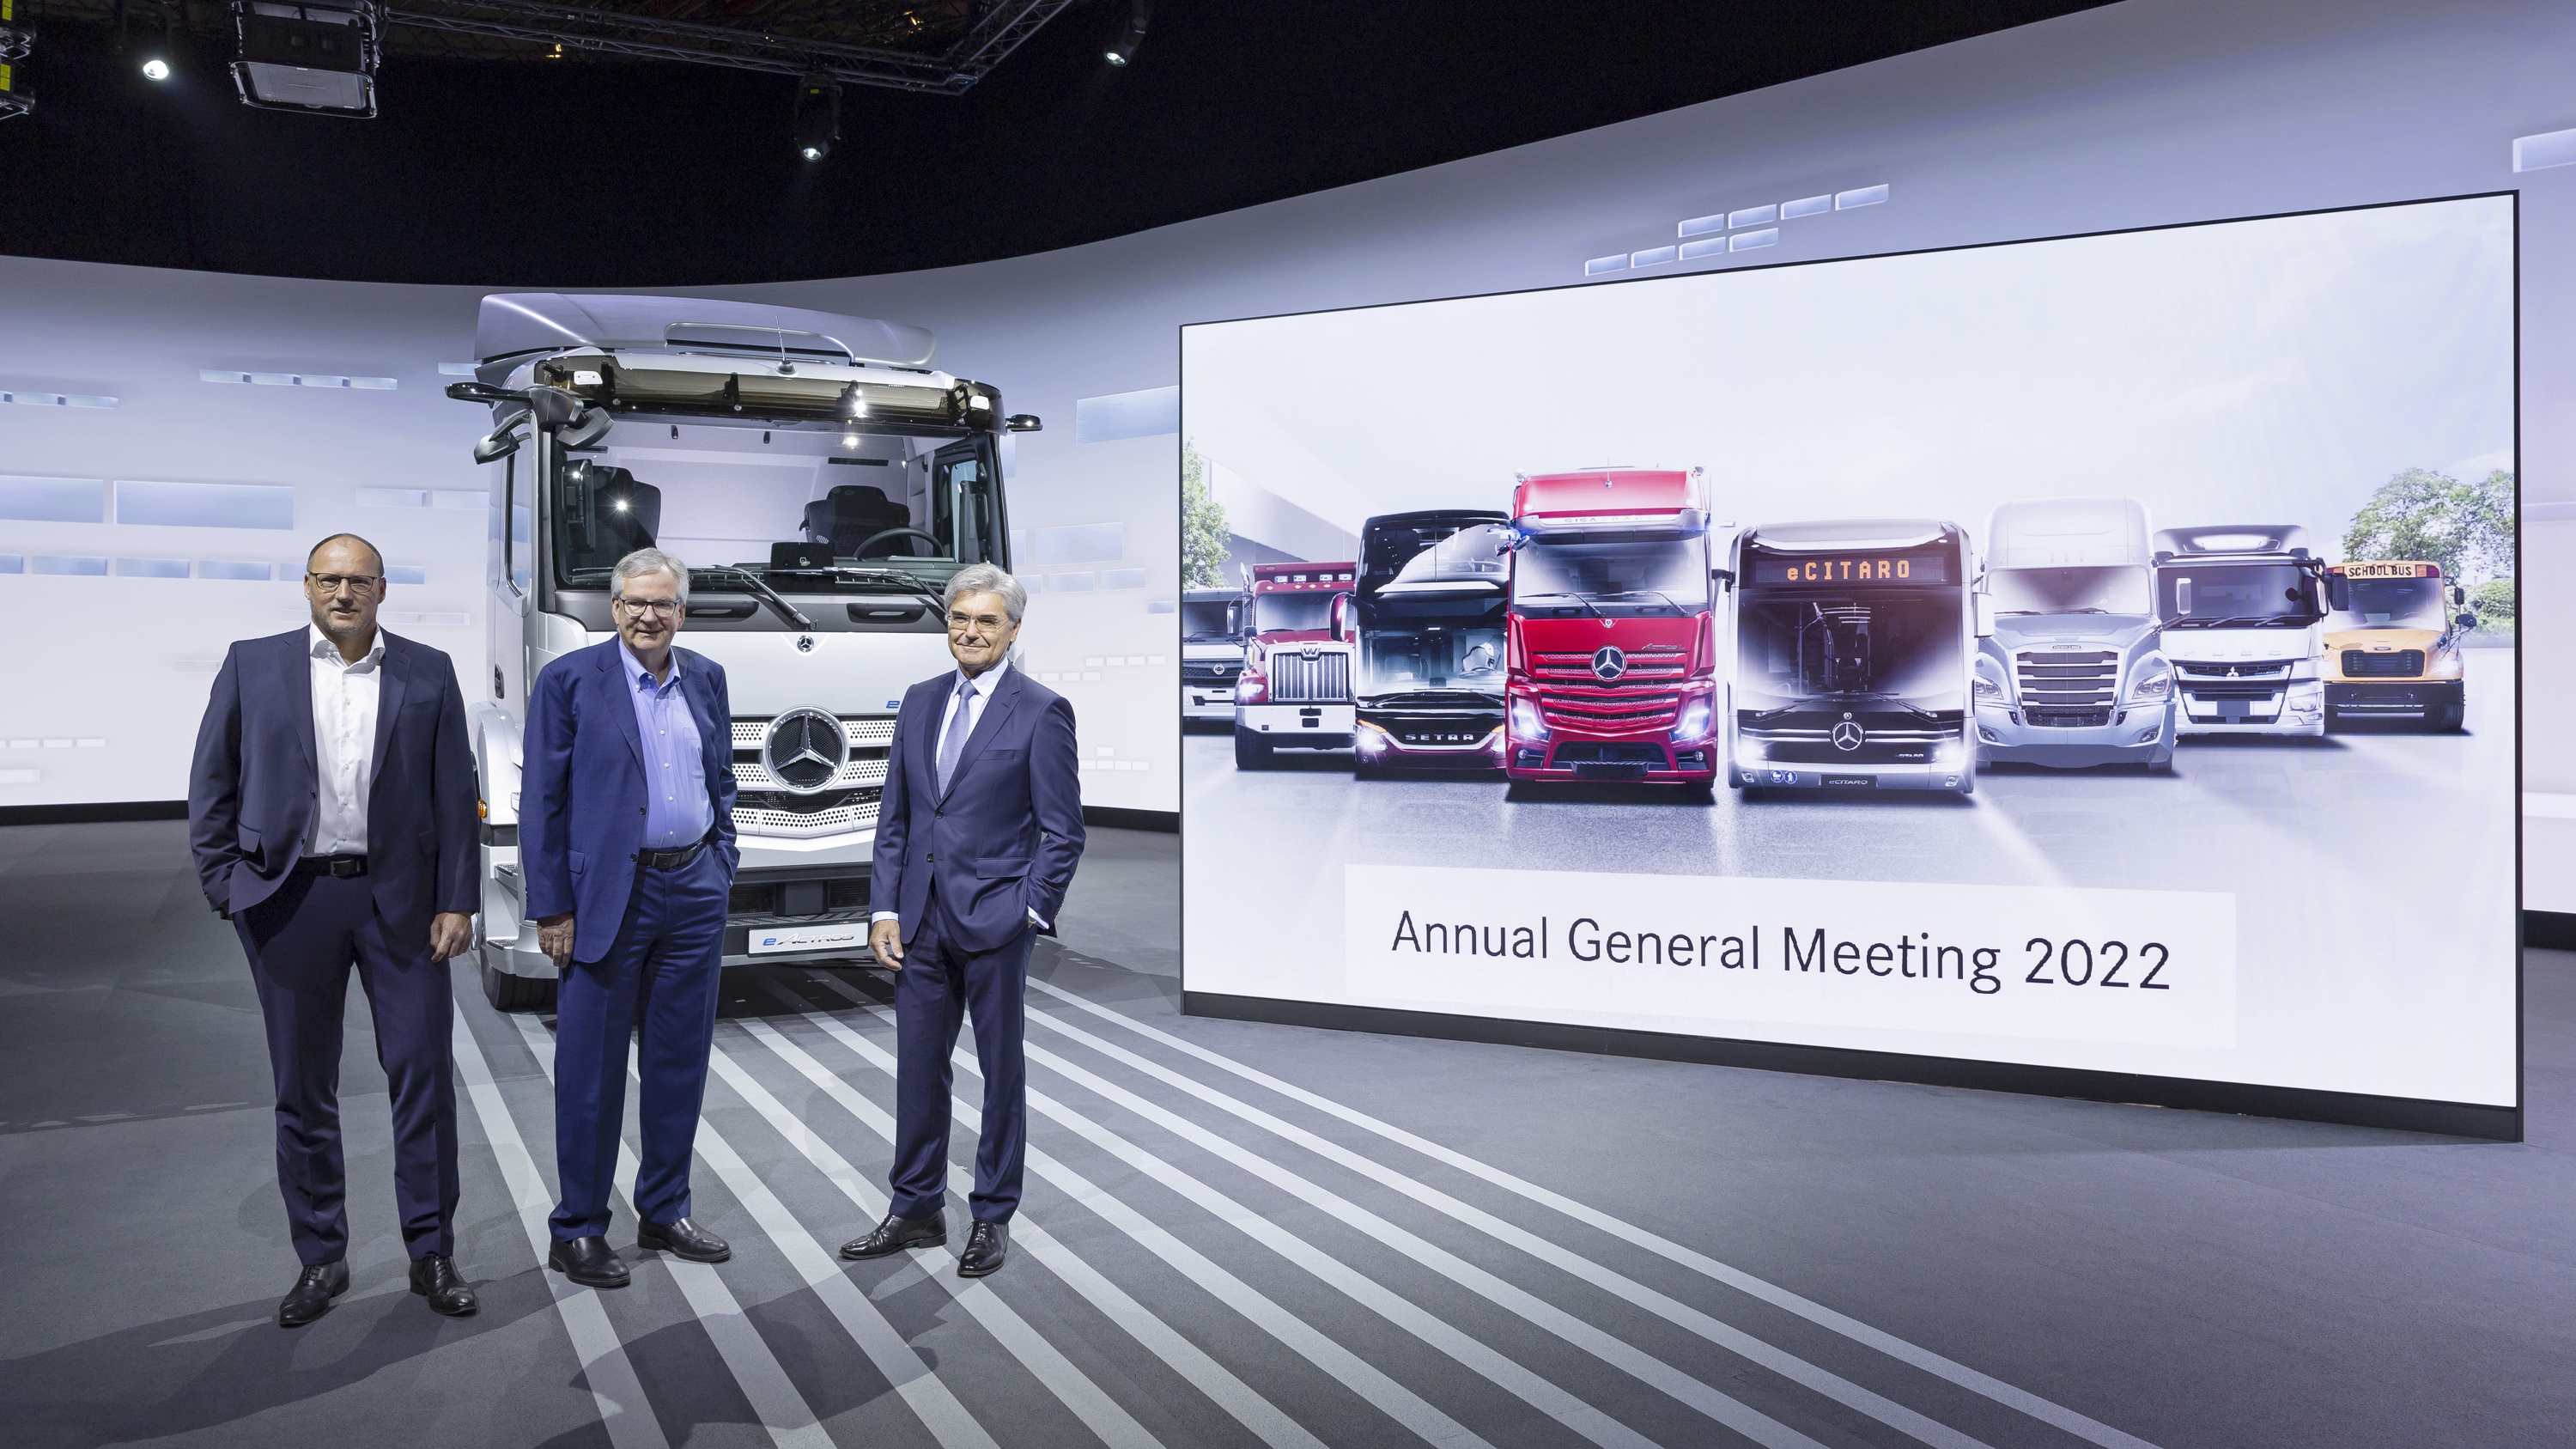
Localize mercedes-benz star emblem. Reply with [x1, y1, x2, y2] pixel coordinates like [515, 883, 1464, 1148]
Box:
[1591, 647, 1627, 682]
[796, 635, 816, 654]
[762, 707, 848, 793]
[1830, 721, 1866, 752]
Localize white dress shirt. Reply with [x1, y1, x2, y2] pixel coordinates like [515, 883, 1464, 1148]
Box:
[875, 659, 1046, 929]
[306, 624, 386, 856]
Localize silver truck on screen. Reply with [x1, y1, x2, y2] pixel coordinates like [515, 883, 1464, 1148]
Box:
[1971, 497, 2176, 773]
[448, 294, 1037, 1010]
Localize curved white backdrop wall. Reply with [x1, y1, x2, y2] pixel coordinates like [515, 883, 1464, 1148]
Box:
[2, 0, 2570, 851]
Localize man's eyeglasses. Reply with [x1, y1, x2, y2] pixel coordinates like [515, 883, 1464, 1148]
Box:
[616, 596, 683, 618]
[307, 573, 384, 595]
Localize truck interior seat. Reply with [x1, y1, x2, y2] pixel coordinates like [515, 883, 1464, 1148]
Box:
[804, 484, 921, 558]
[563, 464, 661, 572]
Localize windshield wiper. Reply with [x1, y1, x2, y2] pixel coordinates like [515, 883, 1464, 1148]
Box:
[2170, 614, 2307, 629]
[694, 568, 815, 629]
[823, 566, 945, 608]
[1511, 592, 1601, 618]
[1598, 589, 1690, 613]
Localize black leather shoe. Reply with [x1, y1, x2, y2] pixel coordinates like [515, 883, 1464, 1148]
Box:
[277, 1260, 349, 1327]
[638, 1217, 731, 1263]
[958, 1220, 1010, 1278]
[841, 1210, 945, 1260]
[548, 1235, 631, 1288]
[409, 1253, 478, 1316]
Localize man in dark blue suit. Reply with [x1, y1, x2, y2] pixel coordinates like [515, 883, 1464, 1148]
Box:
[521, 546, 738, 1288]
[841, 562, 1084, 1278]
[188, 533, 483, 1326]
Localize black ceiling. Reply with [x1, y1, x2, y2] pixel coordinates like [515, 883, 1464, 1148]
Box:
[0, 1, 2119, 288]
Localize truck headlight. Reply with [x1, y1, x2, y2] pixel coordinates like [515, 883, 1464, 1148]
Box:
[1972, 672, 2004, 703]
[1356, 721, 1389, 753]
[1674, 697, 1712, 740]
[1510, 697, 1550, 742]
[1736, 738, 1766, 770]
[2431, 651, 2464, 679]
[2128, 664, 2172, 702]
[1236, 672, 1266, 704]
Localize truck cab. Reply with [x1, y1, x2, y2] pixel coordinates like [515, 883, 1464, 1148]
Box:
[1232, 561, 1358, 768]
[1181, 587, 1249, 723]
[1502, 468, 1720, 786]
[1354, 510, 1511, 776]
[1972, 497, 2176, 772]
[2321, 561, 2473, 731]
[1722, 520, 1979, 795]
[450, 293, 1031, 1009]
[2151, 525, 2328, 738]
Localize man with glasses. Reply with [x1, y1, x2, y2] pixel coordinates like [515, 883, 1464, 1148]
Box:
[841, 562, 1084, 1279]
[521, 546, 738, 1289]
[188, 533, 482, 1325]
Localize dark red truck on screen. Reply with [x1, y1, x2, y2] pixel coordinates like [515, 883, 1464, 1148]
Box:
[1503, 468, 1720, 784]
[1231, 560, 1358, 768]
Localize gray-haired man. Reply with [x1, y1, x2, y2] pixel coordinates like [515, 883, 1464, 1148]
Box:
[841, 563, 1084, 1278]
[520, 547, 739, 1288]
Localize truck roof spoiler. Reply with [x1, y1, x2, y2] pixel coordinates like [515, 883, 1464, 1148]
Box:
[2151, 523, 2311, 557]
[476, 294, 938, 370]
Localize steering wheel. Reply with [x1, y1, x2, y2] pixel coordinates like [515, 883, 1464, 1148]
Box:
[853, 527, 942, 560]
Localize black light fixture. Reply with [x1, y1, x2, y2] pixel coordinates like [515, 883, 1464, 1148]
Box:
[1103, 0, 1151, 67]
[0, 0, 33, 121]
[793, 73, 840, 161]
[229, 0, 380, 118]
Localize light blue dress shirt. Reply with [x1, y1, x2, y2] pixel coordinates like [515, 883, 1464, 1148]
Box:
[621, 640, 713, 849]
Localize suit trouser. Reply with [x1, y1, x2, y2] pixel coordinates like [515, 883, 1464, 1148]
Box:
[889, 884, 1034, 1223]
[550, 848, 727, 1240]
[234, 871, 459, 1266]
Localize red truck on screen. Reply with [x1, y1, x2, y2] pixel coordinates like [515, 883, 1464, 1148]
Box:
[1502, 468, 1721, 785]
[1231, 560, 1358, 769]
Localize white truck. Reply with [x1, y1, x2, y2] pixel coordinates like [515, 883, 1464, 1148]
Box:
[2150, 524, 2329, 739]
[1180, 587, 1248, 724]
[449, 294, 1037, 1010]
[1972, 497, 2176, 772]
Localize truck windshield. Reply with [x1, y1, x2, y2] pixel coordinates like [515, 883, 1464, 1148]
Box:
[549, 421, 994, 598]
[1182, 600, 1240, 641]
[1992, 565, 2151, 616]
[1737, 595, 1963, 707]
[1362, 626, 1506, 697]
[2158, 563, 2319, 627]
[2330, 576, 2448, 630]
[1511, 536, 1709, 617]
[1255, 593, 1337, 634]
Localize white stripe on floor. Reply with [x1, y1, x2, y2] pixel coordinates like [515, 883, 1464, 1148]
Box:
[782, 993, 1499, 1449]
[1027, 1003, 1996, 1449]
[703, 1040, 1143, 1449]
[1027, 978, 2167, 1449]
[504, 1013, 835, 1449]
[734, 1013, 1328, 1449]
[449, 1001, 671, 1449]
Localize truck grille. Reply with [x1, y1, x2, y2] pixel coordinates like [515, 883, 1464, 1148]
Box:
[730, 715, 896, 815]
[2015, 649, 2117, 716]
[1531, 643, 1689, 685]
[2177, 661, 2294, 677]
[1268, 649, 1352, 703]
[1539, 690, 1681, 732]
[729, 878, 870, 916]
[2181, 682, 2284, 701]
[1182, 662, 1242, 685]
[1742, 724, 1953, 766]
[2342, 649, 2425, 678]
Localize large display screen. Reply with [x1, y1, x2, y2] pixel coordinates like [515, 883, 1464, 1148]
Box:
[1180, 196, 2518, 1120]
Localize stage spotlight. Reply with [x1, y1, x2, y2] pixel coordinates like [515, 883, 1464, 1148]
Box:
[228, 0, 380, 118]
[1103, 0, 1151, 66]
[794, 73, 839, 161]
[142, 57, 170, 80]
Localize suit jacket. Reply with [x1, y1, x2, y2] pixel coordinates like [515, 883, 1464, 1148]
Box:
[187, 628, 480, 941]
[520, 639, 739, 965]
[874, 662, 1085, 953]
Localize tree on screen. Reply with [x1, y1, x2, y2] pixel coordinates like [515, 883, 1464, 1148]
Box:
[1182, 438, 1231, 589]
[2341, 467, 2514, 583]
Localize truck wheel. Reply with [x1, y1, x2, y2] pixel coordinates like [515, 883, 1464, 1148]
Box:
[1233, 728, 1274, 770]
[2433, 701, 2465, 733]
[481, 952, 556, 1013]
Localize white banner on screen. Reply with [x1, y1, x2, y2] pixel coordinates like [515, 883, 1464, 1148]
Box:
[1346, 865, 2236, 1048]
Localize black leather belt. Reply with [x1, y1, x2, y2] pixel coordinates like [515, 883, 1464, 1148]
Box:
[295, 855, 369, 879]
[637, 841, 707, 870]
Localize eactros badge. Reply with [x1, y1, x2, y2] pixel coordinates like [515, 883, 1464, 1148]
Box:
[762, 707, 848, 792]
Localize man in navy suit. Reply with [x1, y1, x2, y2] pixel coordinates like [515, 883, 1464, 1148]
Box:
[841, 562, 1084, 1278]
[521, 546, 739, 1288]
[188, 533, 482, 1326]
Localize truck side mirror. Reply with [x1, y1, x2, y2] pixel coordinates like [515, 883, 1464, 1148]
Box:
[557, 406, 612, 450]
[1005, 414, 1043, 432]
[2173, 578, 2192, 617]
[1972, 593, 1996, 639]
[472, 423, 525, 465]
[1710, 568, 1735, 593]
[2327, 575, 2351, 612]
[1329, 593, 1353, 643]
[526, 385, 585, 430]
[2458, 612, 2480, 630]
